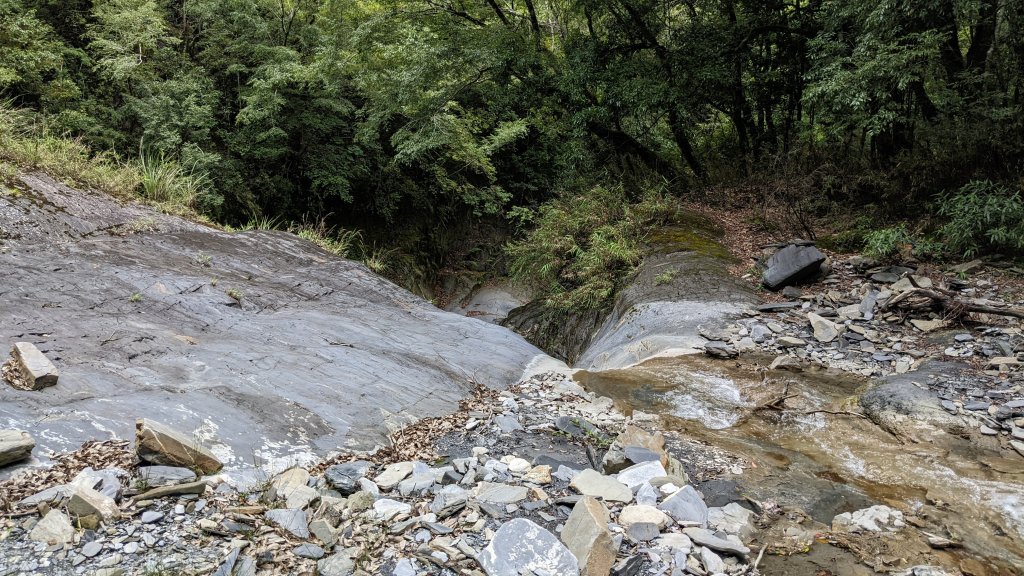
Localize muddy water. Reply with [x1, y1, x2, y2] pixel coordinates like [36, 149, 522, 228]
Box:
[576, 354, 1024, 575]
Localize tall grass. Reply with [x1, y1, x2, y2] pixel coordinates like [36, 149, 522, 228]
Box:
[291, 218, 363, 259]
[0, 103, 211, 220]
[138, 149, 210, 212]
[0, 102, 140, 196]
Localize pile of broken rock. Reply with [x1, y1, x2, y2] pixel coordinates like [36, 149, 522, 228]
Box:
[0, 370, 764, 576]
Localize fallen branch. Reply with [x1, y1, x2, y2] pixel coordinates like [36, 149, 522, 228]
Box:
[753, 394, 798, 411]
[883, 287, 1024, 319]
[804, 409, 869, 420]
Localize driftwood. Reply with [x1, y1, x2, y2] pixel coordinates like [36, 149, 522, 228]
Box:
[882, 278, 1024, 320]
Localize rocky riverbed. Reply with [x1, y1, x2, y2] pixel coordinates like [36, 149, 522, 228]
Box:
[0, 363, 967, 576]
[3, 171, 1024, 575]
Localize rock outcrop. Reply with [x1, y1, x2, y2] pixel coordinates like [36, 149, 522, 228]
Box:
[0, 172, 543, 464]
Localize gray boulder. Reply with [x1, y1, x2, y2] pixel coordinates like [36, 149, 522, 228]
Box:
[477, 518, 579, 576]
[762, 244, 826, 290]
[325, 460, 372, 495]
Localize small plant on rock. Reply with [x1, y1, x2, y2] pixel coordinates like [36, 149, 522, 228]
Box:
[226, 288, 243, 302]
[129, 292, 142, 303]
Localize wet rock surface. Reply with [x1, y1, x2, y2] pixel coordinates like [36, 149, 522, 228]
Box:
[0, 173, 542, 466]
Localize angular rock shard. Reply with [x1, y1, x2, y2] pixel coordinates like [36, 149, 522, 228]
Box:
[135, 418, 222, 474]
[561, 496, 616, 576]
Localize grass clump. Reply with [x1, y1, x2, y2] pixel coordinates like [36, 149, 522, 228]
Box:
[507, 182, 677, 312]
[293, 219, 362, 259]
[138, 149, 210, 213]
[654, 268, 679, 285]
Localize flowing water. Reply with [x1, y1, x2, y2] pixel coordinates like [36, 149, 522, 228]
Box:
[576, 354, 1024, 575]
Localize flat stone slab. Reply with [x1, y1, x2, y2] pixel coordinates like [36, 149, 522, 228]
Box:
[475, 482, 529, 504]
[477, 518, 579, 576]
[658, 485, 708, 526]
[570, 469, 632, 502]
[0, 429, 35, 467]
[265, 508, 309, 539]
[138, 465, 197, 487]
[9, 342, 59, 390]
[683, 527, 750, 558]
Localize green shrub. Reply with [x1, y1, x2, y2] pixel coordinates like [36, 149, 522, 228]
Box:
[863, 225, 912, 262]
[939, 180, 1024, 259]
[507, 183, 677, 312]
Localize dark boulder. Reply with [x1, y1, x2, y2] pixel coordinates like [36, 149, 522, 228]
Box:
[762, 244, 826, 291]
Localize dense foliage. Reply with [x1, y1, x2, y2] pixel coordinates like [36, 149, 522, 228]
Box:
[1, 0, 1022, 299]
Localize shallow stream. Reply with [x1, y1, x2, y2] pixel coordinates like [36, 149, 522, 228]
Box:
[576, 354, 1024, 575]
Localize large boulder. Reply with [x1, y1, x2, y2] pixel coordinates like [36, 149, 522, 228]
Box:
[0, 429, 34, 467]
[135, 419, 222, 474]
[477, 518, 579, 576]
[762, 244, 826, 291]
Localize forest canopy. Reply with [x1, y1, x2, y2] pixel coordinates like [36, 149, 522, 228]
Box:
[2, 0, 1022, 285]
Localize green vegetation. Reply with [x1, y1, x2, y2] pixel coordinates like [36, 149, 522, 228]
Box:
[0, 0, 1021, 300]
[226, 288, 243, 302]
[508, 184, 676, 311]
[129, 292, 142, 303]
[654, 269, 680, 286]
[939, 181, 1024, 259]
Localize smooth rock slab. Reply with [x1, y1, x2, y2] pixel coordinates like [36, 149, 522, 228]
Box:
[430, 485, 469, 518]
[141, 511, 164, 524]
[373, 461, 413, 491]
[0, 429, 35, 467]
[707, 502, 755, 540]
[562, 496, 615, 576]
[374, 498, 413, 520]
[265, 508, 310, 539]
[626, 522, 660, 542]
[478, 518, 579, 576]
[615, 460, 667, 491]
[67, 485, 119, 521]
[10, 342, 59, 389]
[293, 543, 325, 559]
[618, 505, 670, 529]
[318, 552, 355, 576]
[570, 469, 632, 503]
[808, 313, 839, 343]
[762, 244, 826, 290]
[475, 482, 529, 504]
[135, 418, 222, 474]
[138, 465, 196, 487]
[683, 527, 749, 558]
[658, 485, 708, 526]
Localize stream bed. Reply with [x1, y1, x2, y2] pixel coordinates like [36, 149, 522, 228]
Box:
[576, 354, 1024, 575]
